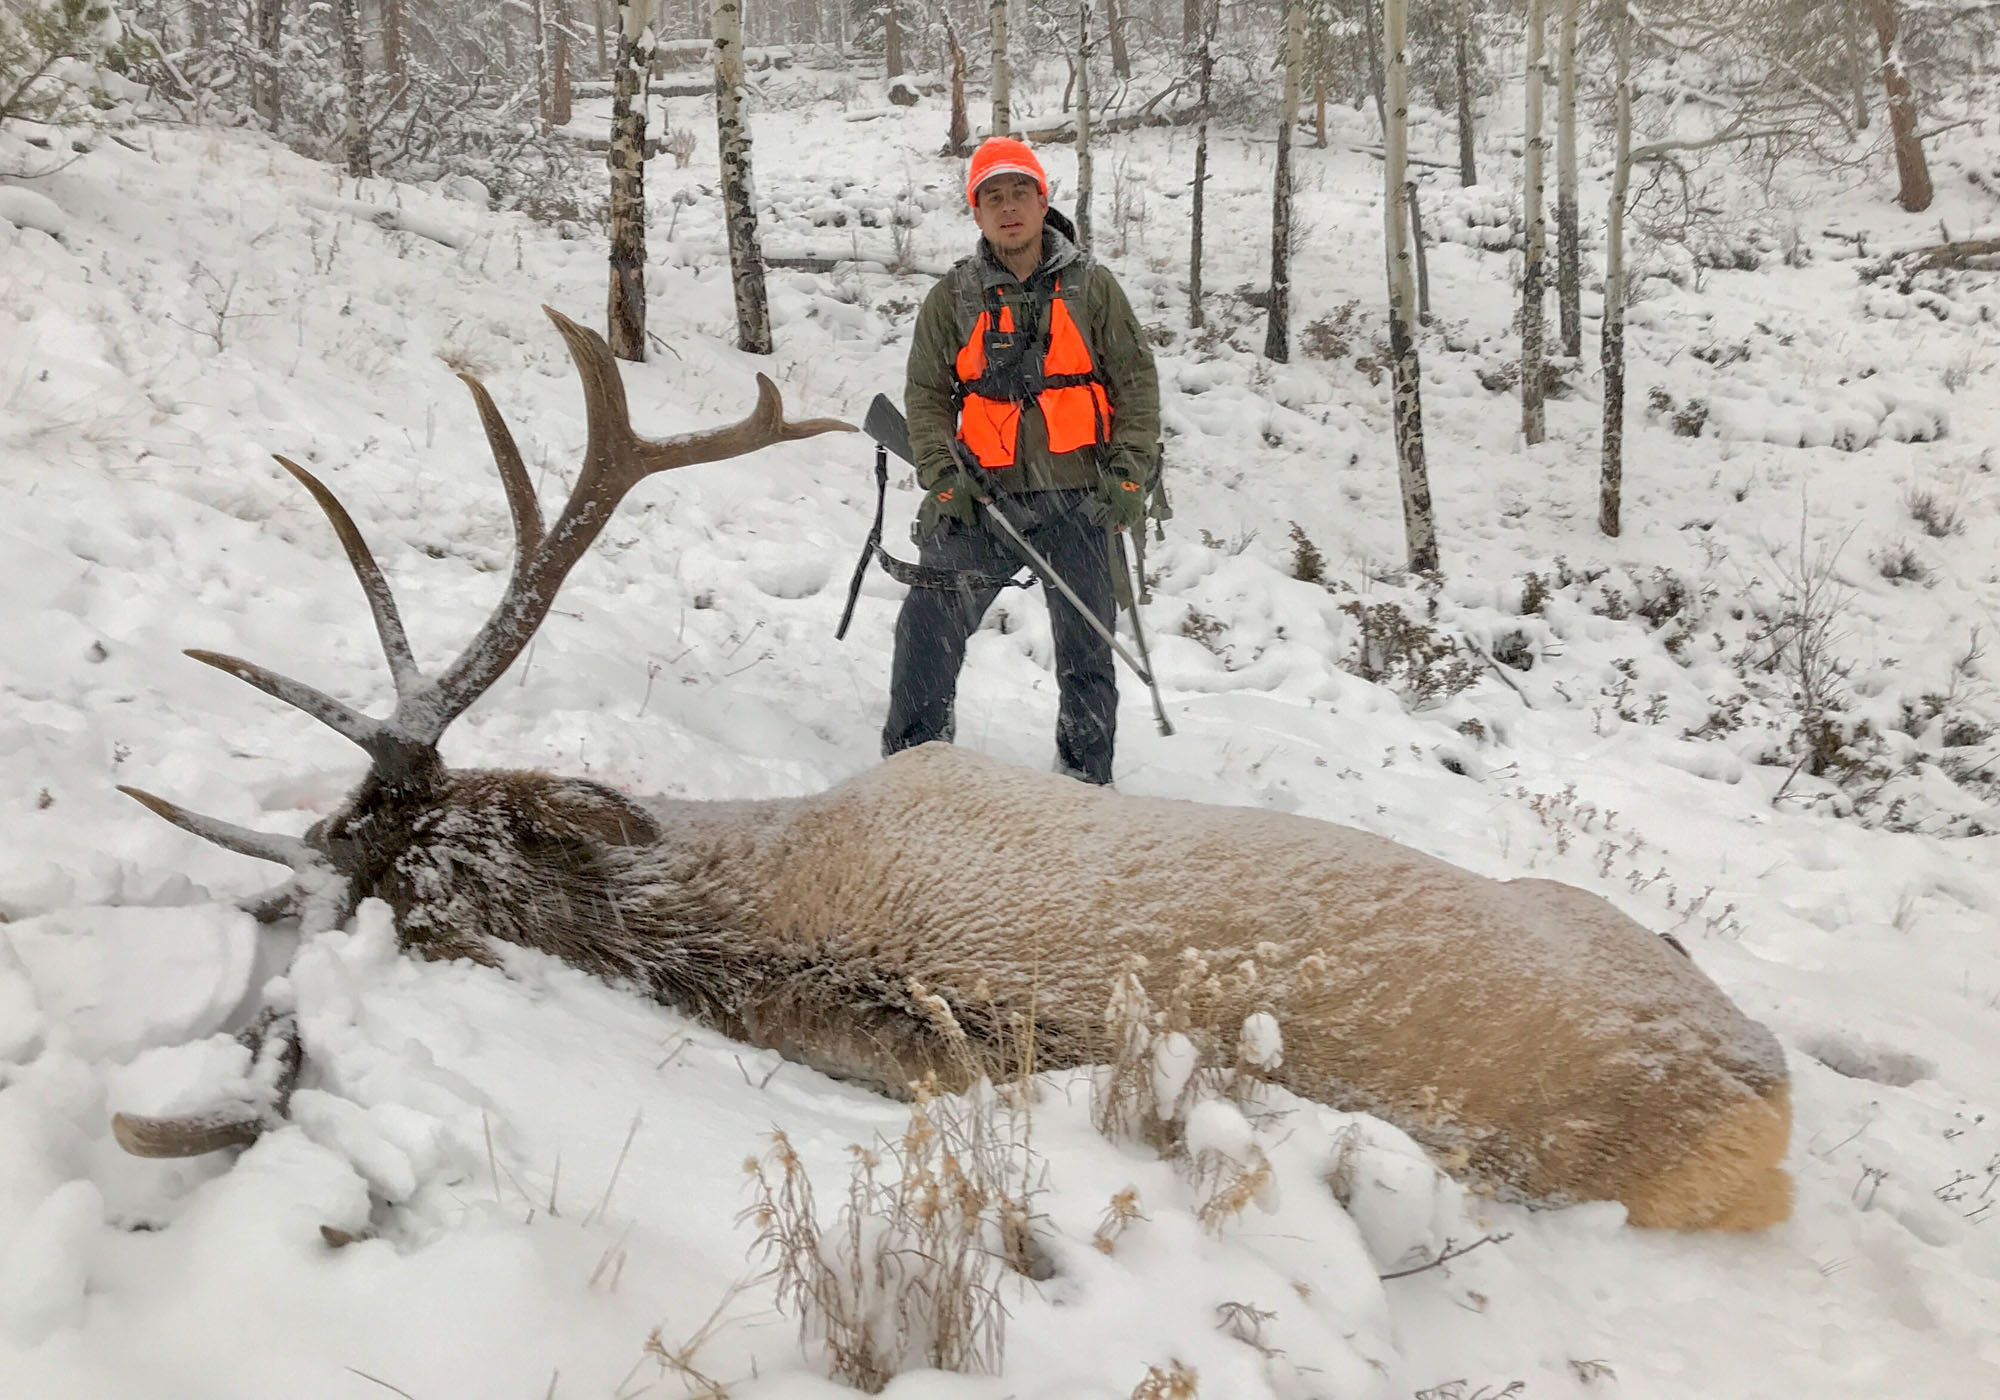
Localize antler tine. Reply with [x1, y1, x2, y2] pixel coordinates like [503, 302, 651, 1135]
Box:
[112, 1008, 303, 1159]
[272, 456, 423, 696]
[420, 306, 856, 733]
[112, 1106, 265, 1157]
[544, 305, 857, 499]
[185, 649, 382, 750]
[457, 373, 546, 560]
[119, 785, 324, 868]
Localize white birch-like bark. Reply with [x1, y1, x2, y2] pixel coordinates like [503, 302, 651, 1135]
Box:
[1600, 0, 1632, 538]
[335, 0, 371, 178]
[1264, 0, 1303, 362]
[990, 0, 1010, 136]
[1556, 0, 1581, 360]
[1383, 0, 1439, 573]
[715, 0, 773, 353]
[607, 0, 657, 362]
[1520, 0, 1548, 445]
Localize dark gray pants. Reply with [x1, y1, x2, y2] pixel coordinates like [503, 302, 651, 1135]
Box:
[882, 488, 1118, 784]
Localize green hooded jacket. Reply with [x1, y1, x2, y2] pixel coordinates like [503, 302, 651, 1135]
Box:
[904, 224, 1161, 495]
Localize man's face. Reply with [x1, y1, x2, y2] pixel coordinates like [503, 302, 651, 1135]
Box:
[972, 173, 1048, 259]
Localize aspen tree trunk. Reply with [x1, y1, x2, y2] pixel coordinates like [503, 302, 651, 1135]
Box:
[1315, 75, 1327, 148]
[1407, 180, 1430, 322]
[381, 0, 407, 93]
[1363, 0, 1386, 136]
[715, 0, 774, 353]
[533, 0, 553, 132]
[944, 23, 969, 154]
[1869, 0, 1933, 213]
[608, 0, 656, 362]
[1845, 5, 1870, 131]
[1103, 0, 1130, 78]
[1076, 1, 1093, 249]
[335, 0, 371, 177]
[594, 0, 609, 71]
[1600, 0, 1631, 538]
[1383, 0, 1439, 573]
[553, 24, 574, 126]
[1520, 0, 1548, 445]
[1455, 19, 1476, 185]
[990, 0, 1010, 135]
[251, 0, 283, 127]
[1183, 0, 1201, 49]
[1189, 1, 1213, 329]
[884, 3, 904, 78]
[1264, 0, 1303, 362]
[1555, 0, 1580, 360]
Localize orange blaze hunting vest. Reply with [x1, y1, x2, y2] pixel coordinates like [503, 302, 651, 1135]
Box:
[952, 278, 1113, 470]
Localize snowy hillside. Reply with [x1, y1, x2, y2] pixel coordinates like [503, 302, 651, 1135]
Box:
[3, 62, 1999, 1400]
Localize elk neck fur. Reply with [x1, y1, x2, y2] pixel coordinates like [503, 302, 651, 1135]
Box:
[341, 741, 1792, 1233]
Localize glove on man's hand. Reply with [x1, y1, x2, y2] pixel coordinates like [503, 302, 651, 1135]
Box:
[1092, 465, 1148, 532]
[915, 459, 984, 539]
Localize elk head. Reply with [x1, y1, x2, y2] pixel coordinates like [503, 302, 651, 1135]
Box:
[113, 306, 853, 1155]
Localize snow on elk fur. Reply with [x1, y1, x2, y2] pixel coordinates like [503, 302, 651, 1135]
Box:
[116, 308, 1793, 1232]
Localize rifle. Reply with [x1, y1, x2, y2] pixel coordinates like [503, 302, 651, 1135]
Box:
[858, 395, 1174, 738]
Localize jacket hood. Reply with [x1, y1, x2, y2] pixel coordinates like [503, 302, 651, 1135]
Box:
[978, 213, 1084, 288]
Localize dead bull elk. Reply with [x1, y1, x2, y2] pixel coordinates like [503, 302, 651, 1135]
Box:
[118, 307, 1792, 1230]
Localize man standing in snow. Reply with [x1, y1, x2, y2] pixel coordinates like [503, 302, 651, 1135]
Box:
[881, 137, 1161, 785]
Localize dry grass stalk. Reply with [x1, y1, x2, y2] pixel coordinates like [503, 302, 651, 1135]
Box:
[1092, 957, 1286, 1172]
[1092, 1187, 1146, 1254]
[628, 1278, 755, 1399]
[1130, 1358, 1200, 1399]
[1214, 1300, 1279, 1355]
[1195, 1147, 1274, 1230]
[742, 1061, 1045, 1391]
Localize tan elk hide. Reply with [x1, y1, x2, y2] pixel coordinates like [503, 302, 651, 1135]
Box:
[118, 307, 1792, 1232]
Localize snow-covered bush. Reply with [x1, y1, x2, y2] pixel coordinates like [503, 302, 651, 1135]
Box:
[0, 0, 135, 132]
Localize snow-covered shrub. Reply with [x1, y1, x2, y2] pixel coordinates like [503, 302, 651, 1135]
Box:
[1698, 380, 1949, 451]
[1339, 599, 1483, 708]
[1872, 540, 1928, 585]
[0, 0, 136, 133]
[1903, 483, 1964, 539]
[1431, 185, 1518, 251]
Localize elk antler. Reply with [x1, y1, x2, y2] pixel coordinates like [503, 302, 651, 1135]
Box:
[181, 304, 855, 780]
[109, 1006, 303, 1157]
[112, 308, 853, 1157]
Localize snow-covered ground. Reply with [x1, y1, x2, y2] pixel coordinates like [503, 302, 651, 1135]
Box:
[3, 65, 1998, 1400]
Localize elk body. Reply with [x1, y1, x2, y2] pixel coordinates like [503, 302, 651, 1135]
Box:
[120, 309, 1793, 1231]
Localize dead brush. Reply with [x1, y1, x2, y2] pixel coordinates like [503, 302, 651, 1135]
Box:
[1091, 957, 1286, 1232]
[1338, 599, 1483, 707]
[1287, 522, 1327, 583]
[1131, 1359, 1201, 1399]
[741, 992, 1046, 1392]
[1092, 1186, 1146, 1254]
[1903, 484, 1963, 539]
[435, 344, 494, 378]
